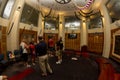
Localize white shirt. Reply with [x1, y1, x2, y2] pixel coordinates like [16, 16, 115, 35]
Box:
[20, 42, 28, 53]
[0, 76, 3, 80]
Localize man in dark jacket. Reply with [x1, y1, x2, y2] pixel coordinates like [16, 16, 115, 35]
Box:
[36, 36, 53, 76]
[56, 37, 63, 64]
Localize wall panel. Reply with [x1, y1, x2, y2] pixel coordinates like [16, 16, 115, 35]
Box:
[88, 33, 104, 55]
[0, 26, 7, 59]
[44, 33, 58, 47]
[65, 33, 80, 50]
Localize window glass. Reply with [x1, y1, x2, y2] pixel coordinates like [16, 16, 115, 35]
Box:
[65, 16, 80, 30]
[44, 17, 59, 30]
[2, 0, 15, 19]
[89, 17, 103, 29]
[20, 4, 39, 27]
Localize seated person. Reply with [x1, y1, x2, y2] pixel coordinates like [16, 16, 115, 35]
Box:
[0, 75, 8, 80]
[81, 45, 89, 58]
[9, 52, 15, 60]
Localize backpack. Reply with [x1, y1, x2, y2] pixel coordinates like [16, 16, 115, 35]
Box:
[19, 46, 23, 54]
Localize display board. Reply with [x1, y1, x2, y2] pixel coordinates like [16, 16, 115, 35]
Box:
[112, 34, 120, 59]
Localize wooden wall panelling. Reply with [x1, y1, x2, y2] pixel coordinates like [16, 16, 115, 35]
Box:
[44, 33, 58, 47]
[19, 29, 37, 44]
[88, 33, 104, 55]
[0, 27, 1, 53]
[65, 33, 80, 50]
[1, 27, 7, 59]
[0, 42, 1, 53]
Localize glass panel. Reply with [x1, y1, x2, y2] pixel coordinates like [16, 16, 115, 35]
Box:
[20, 4, 39, 27]
[114, 35, 120, 55]
[65, 16, 80, 30]
[2, 0, 15, 19]
[44, 17, 59, 30]
[89, 17, 103, 29]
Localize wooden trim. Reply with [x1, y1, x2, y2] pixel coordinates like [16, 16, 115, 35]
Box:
[19, 29, 37, 44]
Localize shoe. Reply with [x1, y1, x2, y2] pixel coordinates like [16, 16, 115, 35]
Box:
[41, 73, 47, 77]
[56, 61, 61, 64]
[50, 54, 54, 57]
[32, 63, 35, 65]
[27, 64, 31, 67]
[48, 72, 53, 75]
[60, 59, 62, 62]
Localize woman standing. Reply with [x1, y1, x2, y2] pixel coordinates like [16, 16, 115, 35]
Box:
[20, 39, 31, 67]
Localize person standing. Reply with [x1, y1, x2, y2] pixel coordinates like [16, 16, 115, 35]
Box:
[36, 36, 53, 77]
[0, 75, 8, 80]
[48, 36, 55, 57]
[20, 39, 30, 67]
[56, 37, 63, 64]
[29, 41, 36, 65]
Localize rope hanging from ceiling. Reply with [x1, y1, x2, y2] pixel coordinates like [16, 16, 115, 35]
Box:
[72, 0, 94, 10]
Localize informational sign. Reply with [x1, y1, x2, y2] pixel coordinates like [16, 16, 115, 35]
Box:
[114, 35, 120, 55]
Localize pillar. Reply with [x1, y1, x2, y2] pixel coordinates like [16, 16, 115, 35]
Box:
[59, 15, 65, 49]
[100, 4, 111, 58]
[80, 19, 88, 48]
[7, 0, 25, 52]
[37, 13, 44, 37]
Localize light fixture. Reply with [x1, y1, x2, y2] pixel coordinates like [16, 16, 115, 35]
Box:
[55, 0, 71, 4]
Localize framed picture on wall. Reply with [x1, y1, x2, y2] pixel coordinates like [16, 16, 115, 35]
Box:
[112, 34, 120, 59]
[68, 33, 77, 39]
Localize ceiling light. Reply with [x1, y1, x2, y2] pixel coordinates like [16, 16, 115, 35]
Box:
[55, 0, 71, 4]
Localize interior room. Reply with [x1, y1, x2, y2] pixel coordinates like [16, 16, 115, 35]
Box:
[0, 0, 120, 80]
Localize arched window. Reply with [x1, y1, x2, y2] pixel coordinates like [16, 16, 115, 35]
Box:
[2, 0, 15, 19]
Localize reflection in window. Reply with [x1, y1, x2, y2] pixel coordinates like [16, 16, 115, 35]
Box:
[65, 16, 80, 30]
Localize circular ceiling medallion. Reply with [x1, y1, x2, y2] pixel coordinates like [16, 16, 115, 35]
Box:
[55, 0, 71, 4]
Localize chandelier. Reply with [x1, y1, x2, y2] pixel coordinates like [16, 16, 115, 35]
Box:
[55, 0, 71, 4]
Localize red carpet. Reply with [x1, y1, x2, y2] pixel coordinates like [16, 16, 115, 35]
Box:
[8, 68, 34, 80]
